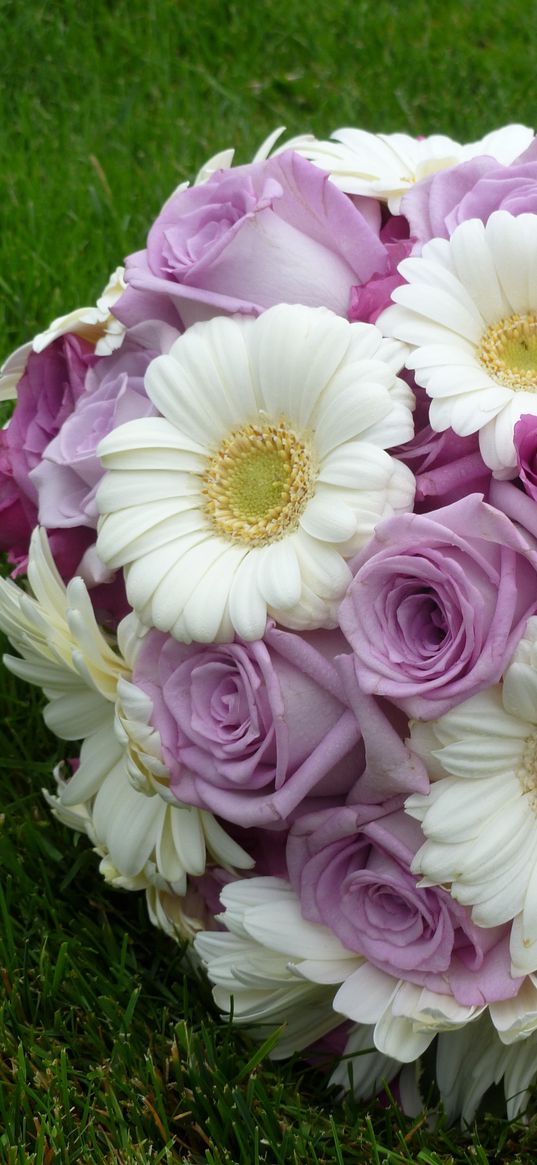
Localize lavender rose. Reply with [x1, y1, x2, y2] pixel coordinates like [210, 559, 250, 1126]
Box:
[287, 804, 518, 1005]
[114, 151, 388, 328]
[30, 321, 179, 530]
[132, 621, 362, 827]
[401, 142, 537, 246]
[339, 494, 537, 720]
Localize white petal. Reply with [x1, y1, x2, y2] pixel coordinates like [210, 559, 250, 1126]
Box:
[450, 217, 510, 324]
[487, 211, 537, 314]
[389, 281, 484, 345]
[256, 540, 302, 609]
[200, 811, 254, 870]
[374, 1009, 433, 1063]
[228, 553, 268, 640]
[245, 898, 350, 961]
[293, 531, 352, 601]
[333, 964, 398, 1024]
[169, 805, 206, 876]
[145, 318, 258, 445]
[125, 529, 211, 613]
[299, 490, 357, 542]
[249, 304, 351, 430]
[94, 769, 164, 875]
[44, 688, 112, 740]
[97, 415, 206, 461]
[150, 538, 229, 631]
[60, 722, 123, 805]
[179, 544, 248, 642]
[319, 442, 393, 488]
[97, 499, 204, 569]
[315, 382, 395, 456]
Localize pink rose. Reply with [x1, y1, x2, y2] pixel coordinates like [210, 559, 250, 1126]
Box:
[133, 622, 362, 827]
[114, 151, 387, 328]
[339, 494, 537, 720]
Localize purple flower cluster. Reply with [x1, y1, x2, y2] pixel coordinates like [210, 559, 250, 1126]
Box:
[6, 124, 537, 1097]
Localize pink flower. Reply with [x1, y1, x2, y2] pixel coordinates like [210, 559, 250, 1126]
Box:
[287, 804, 518, 1006]
[114, 152, 387, 328]
[349, 217, 412, 323]
[339, 495, 537, 720]
[394, 423, 491, 512]
[132, 622, 362, 827]
[514, 414, 537, 501]
[0, 334, 94, 574]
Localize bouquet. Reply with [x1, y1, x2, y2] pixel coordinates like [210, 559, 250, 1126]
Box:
[4, 120, 537, 1123]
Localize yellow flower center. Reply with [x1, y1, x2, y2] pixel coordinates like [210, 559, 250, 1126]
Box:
[479, 312, 537, 391]
[518, 734, 537, 813]
[203, 420, 315, 546]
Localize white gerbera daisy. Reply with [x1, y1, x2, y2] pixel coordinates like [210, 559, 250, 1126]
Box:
[0, 269, 126, 401]
[0, 527, 126, 738]
[194, 877, 358, 1057]
[378, 211, 537, 474]
[53, 724, 252, 894]
[0, 341, 32, 401]
[407, 618, 537, 976]
[264, 125, 534, 213]
[332, 962, 483, 1063]
[32, 267, 127, 357]
[96, 305, 415, 643]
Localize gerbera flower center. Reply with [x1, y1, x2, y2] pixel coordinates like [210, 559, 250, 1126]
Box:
[518, 734, 537, 812]
[203, 420, 315, 546]
[479, 312, 537, 391]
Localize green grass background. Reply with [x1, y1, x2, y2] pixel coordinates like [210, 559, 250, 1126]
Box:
[2, 1, 537, 1160]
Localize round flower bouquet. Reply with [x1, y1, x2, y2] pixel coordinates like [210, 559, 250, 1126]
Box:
[5, 121, 537, 1124]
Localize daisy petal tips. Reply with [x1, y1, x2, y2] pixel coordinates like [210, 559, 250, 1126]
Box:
[95, 305, 415, 643]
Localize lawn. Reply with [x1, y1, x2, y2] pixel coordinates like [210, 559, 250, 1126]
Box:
[2, 1, 537, 1160]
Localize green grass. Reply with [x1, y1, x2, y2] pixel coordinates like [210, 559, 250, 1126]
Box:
[3, 0, 537, 1159]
